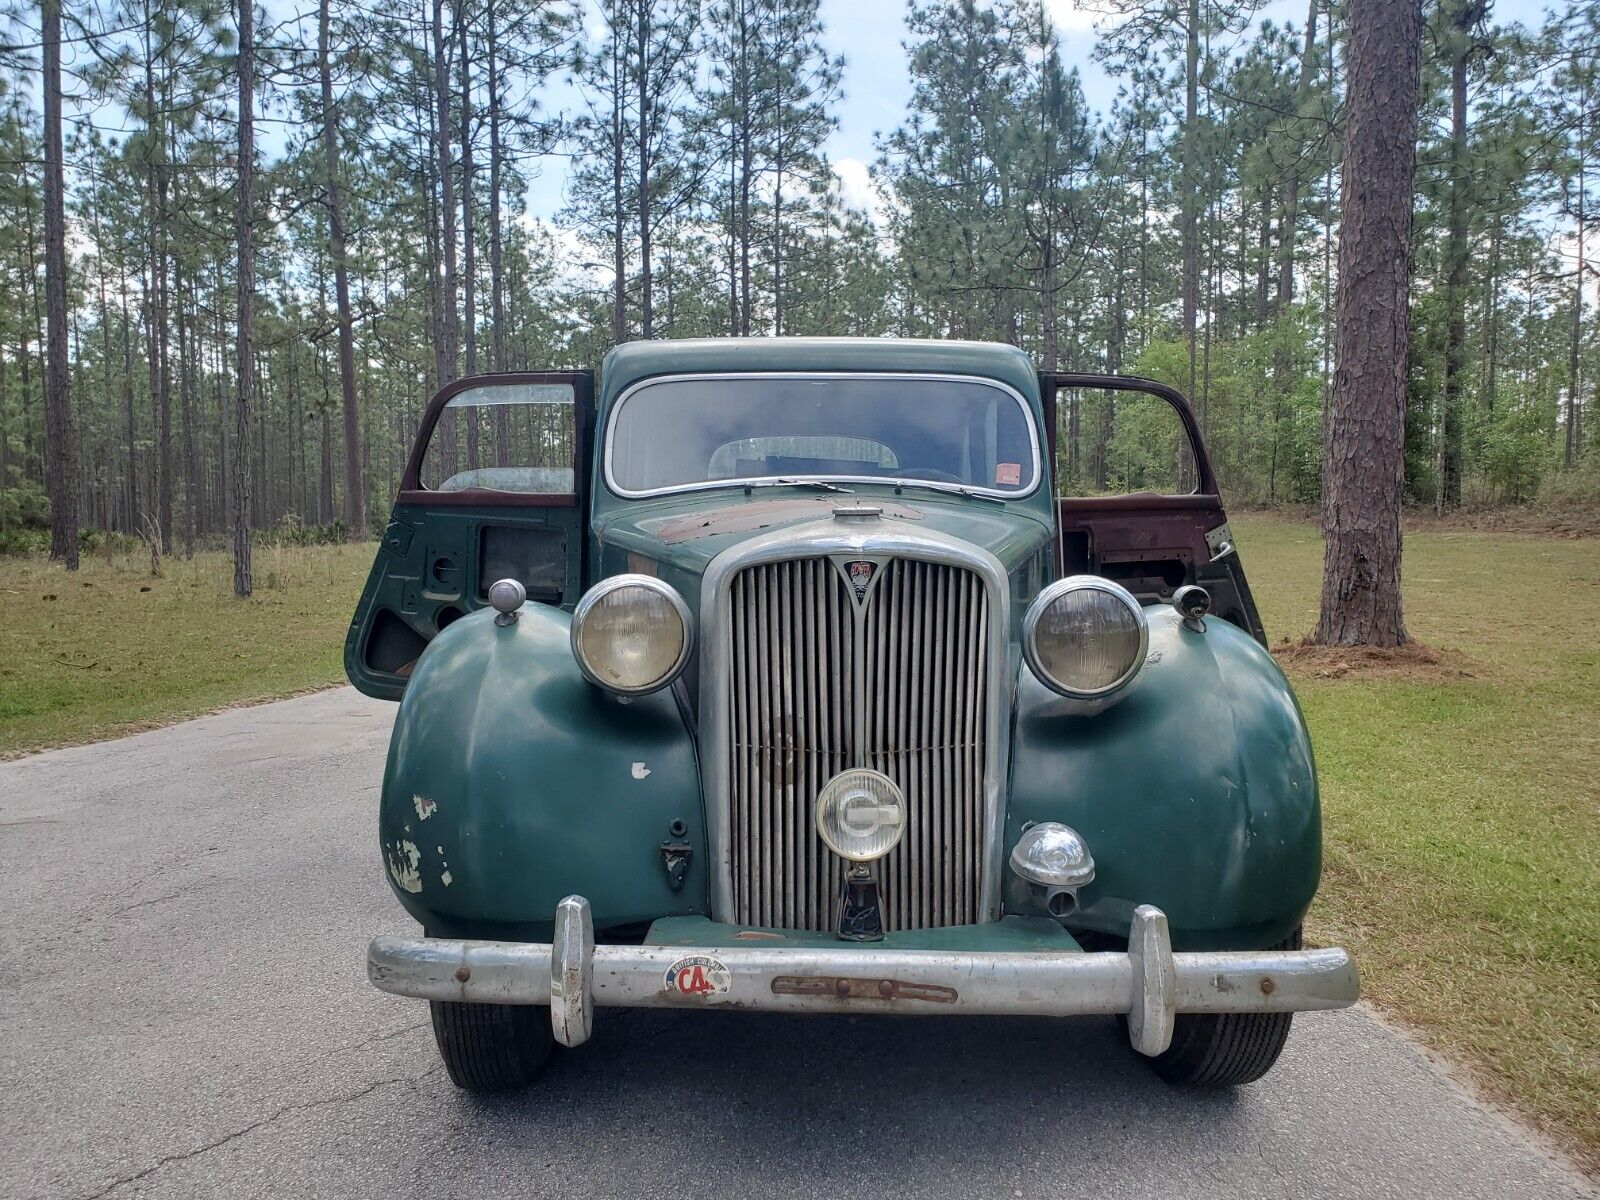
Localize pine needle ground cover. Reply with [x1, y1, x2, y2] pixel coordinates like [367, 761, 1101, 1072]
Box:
[1, 518, 1596, 1170]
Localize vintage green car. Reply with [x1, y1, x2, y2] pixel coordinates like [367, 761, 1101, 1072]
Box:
[347, 337, 1358, 1092]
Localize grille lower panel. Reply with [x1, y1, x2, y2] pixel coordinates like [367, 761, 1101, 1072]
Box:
[726, 556, 989, 931]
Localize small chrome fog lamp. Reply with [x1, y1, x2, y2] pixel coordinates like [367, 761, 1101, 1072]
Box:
[1010, 822, 1095, 918]
[815, 769, 904, 942]
[570, 575, 693, 696]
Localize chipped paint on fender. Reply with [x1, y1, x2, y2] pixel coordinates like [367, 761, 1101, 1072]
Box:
[386, 840, 423, 893]
[413, 795, 437, 820]
[632, 762, 651, 780]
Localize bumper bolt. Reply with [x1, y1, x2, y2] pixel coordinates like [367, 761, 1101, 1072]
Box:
[455, 966, 471, 983]
[1260, 976, 1276, 996]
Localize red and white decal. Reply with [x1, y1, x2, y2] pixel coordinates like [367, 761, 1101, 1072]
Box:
[995, 462, 1022, 486]
[664, 955, 731, 998]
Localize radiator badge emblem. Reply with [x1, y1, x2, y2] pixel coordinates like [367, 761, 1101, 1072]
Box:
[664, 955, 731, 998]
[846, 559, 876, 601]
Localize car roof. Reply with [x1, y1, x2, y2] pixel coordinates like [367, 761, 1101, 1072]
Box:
[597, 337, 1042, 412]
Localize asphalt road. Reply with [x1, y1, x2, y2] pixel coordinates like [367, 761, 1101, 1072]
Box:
[1, 688, 1593, 1200]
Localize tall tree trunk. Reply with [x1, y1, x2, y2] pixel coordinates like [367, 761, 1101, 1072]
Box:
[177, 265, 197, 557]
[459, 6, 480, 472]
[119, 264, 137, 531]
[1314, 0, 1421, 648]
[234, 0, 256, 597]
[41, 0, 77, 568]
[610, 17, 626, 345]
[320, 0, 365, 536]
[1439, 0, 1481, 511]
[434, 0, 460, 388]
[487, 0, 506, 372]
[1564, 64, 1587, 470]
[487, 0, 510, 464]
[738, 0, 752, 336]
[1181, 0, 1200, 402]
[1277, 0, 1318, 308]
[637, 1, 654, 338]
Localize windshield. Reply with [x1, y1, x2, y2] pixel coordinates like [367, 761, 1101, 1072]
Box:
[607, 374, 1039, 497]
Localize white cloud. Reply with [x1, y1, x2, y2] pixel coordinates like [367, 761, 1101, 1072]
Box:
[832, 157, 888, 227]
[1043, 0, 1101, 34]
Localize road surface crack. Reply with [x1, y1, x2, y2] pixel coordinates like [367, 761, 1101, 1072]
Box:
[77, 1066, 440, 1200]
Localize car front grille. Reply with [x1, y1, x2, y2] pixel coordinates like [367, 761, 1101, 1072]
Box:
[725, 556, 989, 931]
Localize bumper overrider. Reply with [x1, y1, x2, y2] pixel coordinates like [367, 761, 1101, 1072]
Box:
[367, 897, 1359, 1057]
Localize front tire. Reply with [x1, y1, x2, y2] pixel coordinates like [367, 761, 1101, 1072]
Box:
[429, 1000, 554, 1092]
[1146, 927, 1301, 1087]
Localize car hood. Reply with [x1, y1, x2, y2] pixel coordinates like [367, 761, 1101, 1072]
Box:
[592, 487, 1054, 615]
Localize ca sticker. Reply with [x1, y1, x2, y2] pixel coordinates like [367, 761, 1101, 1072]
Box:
[664, 955, 731, 998]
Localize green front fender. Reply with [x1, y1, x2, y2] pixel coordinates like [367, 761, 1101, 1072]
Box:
[1008, 610, 1320, 951]
[378, 603, 707, 940]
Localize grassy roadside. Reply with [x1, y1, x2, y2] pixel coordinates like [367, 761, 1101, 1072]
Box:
[0, 543, 371, 757]
[1233, 516, 1600, 1176]
[1, 519, 1596, 1171]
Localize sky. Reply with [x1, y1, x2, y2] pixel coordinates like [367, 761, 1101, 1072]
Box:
[514, 0, 1319, 224]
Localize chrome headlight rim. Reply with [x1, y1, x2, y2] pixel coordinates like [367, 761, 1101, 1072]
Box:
[814, 767, 906, 863]
[570, 574, 694, 696]
[1022, 574, 1149, 699]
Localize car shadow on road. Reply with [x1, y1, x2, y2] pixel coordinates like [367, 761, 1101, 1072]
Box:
[442, 1008, 1258, 1187]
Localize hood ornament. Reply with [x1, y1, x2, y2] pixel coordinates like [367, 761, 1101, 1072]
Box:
[831, 501, 882, 523]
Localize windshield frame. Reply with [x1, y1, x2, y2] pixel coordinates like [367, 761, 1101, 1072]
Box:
[603, 371, 1043, 501]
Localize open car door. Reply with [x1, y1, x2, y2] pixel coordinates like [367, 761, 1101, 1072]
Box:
[345, 372, 595, 700]
[1040, 373, 1266, 645]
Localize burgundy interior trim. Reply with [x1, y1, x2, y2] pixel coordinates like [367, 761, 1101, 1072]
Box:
[395, 489, 578, 509]
[1059, 493, 1224, 513]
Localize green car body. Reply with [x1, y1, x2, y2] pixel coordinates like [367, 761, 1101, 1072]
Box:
[350, 338, 1348, 1089]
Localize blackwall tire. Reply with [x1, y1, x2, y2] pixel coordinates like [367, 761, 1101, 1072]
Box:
[429, 1000, 554, 1092]
[1146, 927, 1301, 1087]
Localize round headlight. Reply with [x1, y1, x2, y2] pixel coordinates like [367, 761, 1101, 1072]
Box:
[570, 575, 693, 695]
[815, 769, 904, 863]
[1023, 576, 1148, 698]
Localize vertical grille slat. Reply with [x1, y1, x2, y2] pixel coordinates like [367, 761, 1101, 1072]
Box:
[726, 555, 988, 932]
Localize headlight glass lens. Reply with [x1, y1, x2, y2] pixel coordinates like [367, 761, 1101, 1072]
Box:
[815, 769, 904, 862]
[1009, 822, 1095, 888]
[572, 577, 690, 694]
[1026, 577, 1147, 697]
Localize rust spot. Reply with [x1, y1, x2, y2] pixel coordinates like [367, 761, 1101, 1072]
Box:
[1260, 976, 1276, 996]
[651, 498, 925, 543]
[733, 930, 786, 941]
[455, 966, 471, 983]
[772, 975, 959, 1004]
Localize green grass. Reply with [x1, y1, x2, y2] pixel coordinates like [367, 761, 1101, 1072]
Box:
[1235, 515, 1600, 1174]
[1, 518, 1595, 1171]
[0, 542, 372, 756]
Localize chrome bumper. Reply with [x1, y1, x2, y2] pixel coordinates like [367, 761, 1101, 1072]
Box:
[367, 897, 1359, 1057]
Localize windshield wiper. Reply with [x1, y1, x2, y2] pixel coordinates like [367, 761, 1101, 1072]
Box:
[743, 477, 855, 494]
[894, 480, 1006, 505]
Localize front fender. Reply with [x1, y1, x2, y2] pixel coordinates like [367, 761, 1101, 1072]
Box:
[1008, 609, 1320, 950]
[378, 603, 707, 939]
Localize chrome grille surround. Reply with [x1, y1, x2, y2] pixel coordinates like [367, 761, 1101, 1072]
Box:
[699, 517, 1010, 930]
